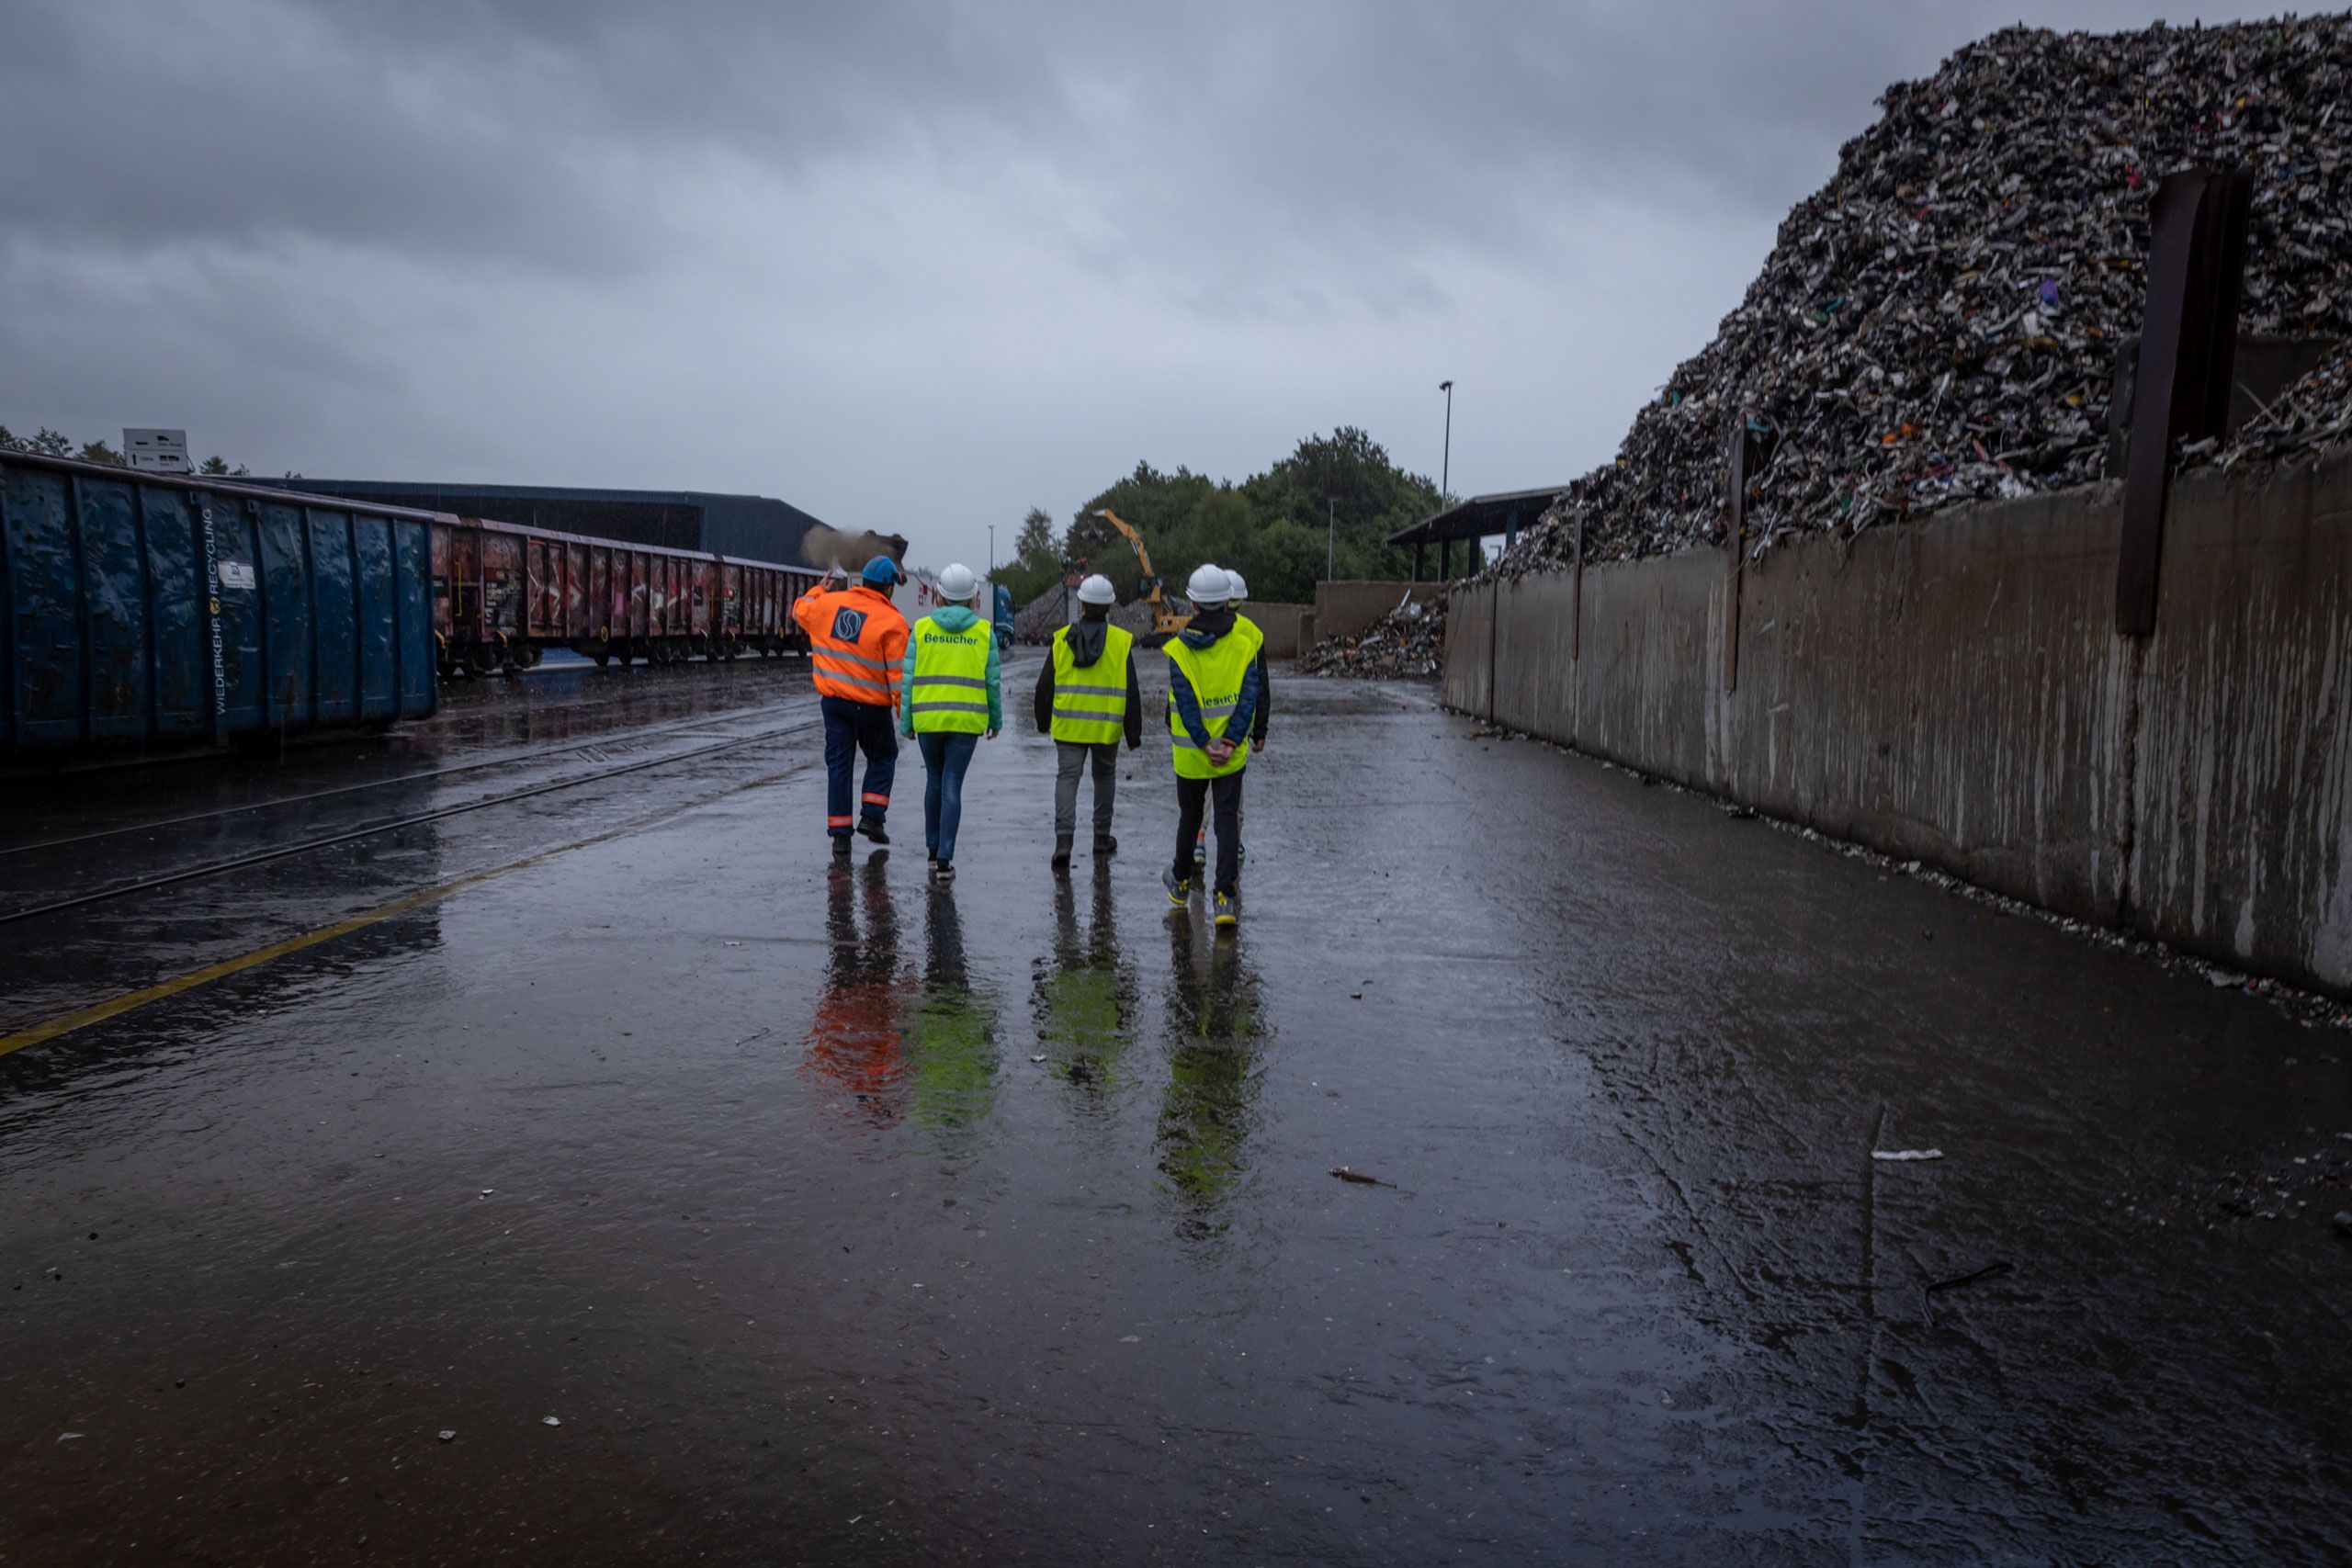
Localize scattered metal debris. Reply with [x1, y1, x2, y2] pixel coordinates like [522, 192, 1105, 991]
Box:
[1303, 592, 1446, 678]
[1330, 1167, 1395, 1187]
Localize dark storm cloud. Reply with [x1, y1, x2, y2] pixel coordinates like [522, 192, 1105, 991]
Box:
[0, 1, 1953, 285]
[0, 0, 2295, 566]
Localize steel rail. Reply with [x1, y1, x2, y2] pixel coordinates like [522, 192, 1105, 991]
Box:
[0, 716, 823, 927]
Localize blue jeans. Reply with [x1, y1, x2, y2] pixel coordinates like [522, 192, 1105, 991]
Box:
[918, 730, 980, 863]
[821, 694, 898, 836]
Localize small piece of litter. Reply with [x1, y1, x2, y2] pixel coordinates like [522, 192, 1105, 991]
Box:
[1871, 1148, 1945, 1162]
[1030, 1055, 1046, 1064]
[541, 1416, 560, 1427]
[848, 1515, 864, 1526]
[1330, 1167, 1395, 1187]
[437, 1430, 456, 1442]
[480, 1190, 493, 1197]
[724, 941, 743, 948]
[57, 1432, 83, 1443]
[1119, 1335, 1140, 1343]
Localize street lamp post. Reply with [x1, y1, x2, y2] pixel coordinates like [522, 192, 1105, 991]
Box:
[1439, 379, 1453, 501]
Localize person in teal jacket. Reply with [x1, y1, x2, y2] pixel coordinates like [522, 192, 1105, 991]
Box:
[899, 564, 1003, 880]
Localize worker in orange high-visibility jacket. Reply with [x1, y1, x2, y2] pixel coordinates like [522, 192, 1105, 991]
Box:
[794, 556, 911, 853]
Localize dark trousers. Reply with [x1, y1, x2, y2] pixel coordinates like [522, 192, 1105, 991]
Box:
[821, 694, 898, 836]
[917, 729, 979, 863]
[1171, 772, 1244, 897]
[1055, 741, 1118, 838]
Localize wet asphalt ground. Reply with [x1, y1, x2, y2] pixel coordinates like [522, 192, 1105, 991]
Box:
[3, 656, 2349, 1564]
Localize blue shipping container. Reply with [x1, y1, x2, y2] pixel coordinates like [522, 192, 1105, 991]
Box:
[1, 453, 435, 759]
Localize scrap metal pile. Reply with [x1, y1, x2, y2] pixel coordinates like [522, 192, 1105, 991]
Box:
[2220, 344, 2352, 467]
[1495, 15, 2352, 577]
[1302, 593, 1447, 678]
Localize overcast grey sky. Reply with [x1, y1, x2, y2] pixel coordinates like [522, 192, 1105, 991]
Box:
[0, 1, 2283, 572]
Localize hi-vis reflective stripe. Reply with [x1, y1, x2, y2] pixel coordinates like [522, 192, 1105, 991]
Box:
[915, 674, 988, 689]
[816, 670, 892, 693]
[1057, 683, 1125, 697]
[817, 648, 895, 671]
[1201, 701, 1238, 719]
[862, 792, 889, 805]
[910, 700, 989, 714]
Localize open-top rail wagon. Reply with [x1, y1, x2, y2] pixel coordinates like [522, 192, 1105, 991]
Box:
[427, 514, 830, 677]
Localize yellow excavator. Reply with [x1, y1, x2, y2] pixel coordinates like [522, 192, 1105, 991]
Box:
[1091, 508, 1191, 644]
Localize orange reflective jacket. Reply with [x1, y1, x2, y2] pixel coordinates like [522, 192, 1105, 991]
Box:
[794, 583, 909, 707]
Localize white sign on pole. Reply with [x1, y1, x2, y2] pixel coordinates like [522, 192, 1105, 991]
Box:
[123, 428, 192, 474]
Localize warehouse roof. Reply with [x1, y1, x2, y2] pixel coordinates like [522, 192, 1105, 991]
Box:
[1388, 486, 1566, 548]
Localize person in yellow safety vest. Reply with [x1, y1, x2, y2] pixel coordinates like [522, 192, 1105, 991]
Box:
[899, 562, 1002, 884]
[1034, 573, 1143, 874]
[1194, 568, 1269, 872]
[1161, 563, 1264, 931]
[793, 556, 910, 854]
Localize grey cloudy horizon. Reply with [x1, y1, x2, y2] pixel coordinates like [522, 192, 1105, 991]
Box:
[0, 0, 2290, 572]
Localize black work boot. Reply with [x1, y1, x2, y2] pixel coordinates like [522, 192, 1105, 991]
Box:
[1051, 833, 1073, 874]
[1093, 832, 1118, 857]
[855, 815, 889, 846]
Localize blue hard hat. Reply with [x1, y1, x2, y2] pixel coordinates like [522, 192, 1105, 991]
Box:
[862, 556, 899, 586]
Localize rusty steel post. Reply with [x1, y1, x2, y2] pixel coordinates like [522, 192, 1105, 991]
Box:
[2116, 167, 2251, 637]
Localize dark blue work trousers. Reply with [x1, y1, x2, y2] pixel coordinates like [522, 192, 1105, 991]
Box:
[822, 694, 898, 836]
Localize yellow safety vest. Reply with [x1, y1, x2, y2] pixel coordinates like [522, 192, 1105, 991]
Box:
[1048, 624, 1133, 745]
[907, 616, 991, 734]
[1165, 622, 1263, 779]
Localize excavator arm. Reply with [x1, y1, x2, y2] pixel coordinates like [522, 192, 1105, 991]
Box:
[1090, 508, 1190, 644]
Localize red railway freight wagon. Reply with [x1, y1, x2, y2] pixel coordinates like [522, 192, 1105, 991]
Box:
[428, 515, 826, 677]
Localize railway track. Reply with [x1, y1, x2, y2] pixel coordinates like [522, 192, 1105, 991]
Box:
[0, 695, 820, 860]
[0, 713, 826, 927]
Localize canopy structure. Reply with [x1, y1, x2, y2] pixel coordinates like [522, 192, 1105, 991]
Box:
[1388, 486, 1565, 580]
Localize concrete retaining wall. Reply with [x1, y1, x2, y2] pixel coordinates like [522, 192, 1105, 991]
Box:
[1247, 603, 1315, 659]
[1444, 449, 2352, 994]
[1315, 581, 1444, 644]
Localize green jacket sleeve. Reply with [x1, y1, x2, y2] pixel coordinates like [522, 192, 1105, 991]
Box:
[986, 639, 1003, 732]
[898, 638, 919, 737]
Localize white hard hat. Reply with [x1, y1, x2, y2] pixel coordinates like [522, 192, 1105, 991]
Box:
[1077, 573, 1116, 606]
[1224, 570, 1248, 603]
[1185, 563, 1230, 606]
[936, 562, 978, 601]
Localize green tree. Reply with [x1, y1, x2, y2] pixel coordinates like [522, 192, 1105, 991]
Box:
[996, 506, 1066, 604]
[77, 439, 127, 467]
[199, 455, 231, 475]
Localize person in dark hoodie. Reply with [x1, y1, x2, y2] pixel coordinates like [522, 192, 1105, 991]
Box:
[1194, 567, 1269, 870]
[1034, 573, 1143, 872]
[1161, 564, 1264, 931]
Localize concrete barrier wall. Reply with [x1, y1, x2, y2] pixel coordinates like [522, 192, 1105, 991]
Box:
[1442, 449, 2352, 993]
[1247, 603, 1315, 659]
[1314, 581, 1444, 644]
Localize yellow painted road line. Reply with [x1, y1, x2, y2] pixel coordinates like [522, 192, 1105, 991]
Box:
[0, 765, 805, 1059]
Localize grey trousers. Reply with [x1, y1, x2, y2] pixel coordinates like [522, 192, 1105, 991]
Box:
[1054, 741, 1119, 837]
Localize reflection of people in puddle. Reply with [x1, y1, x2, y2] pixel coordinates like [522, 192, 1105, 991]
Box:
[803, 853, 909, 1126]
[904, 883, 999, 1134]
[1033, 865, 1136, 1096]
[1155, 908, 1267, 1237]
